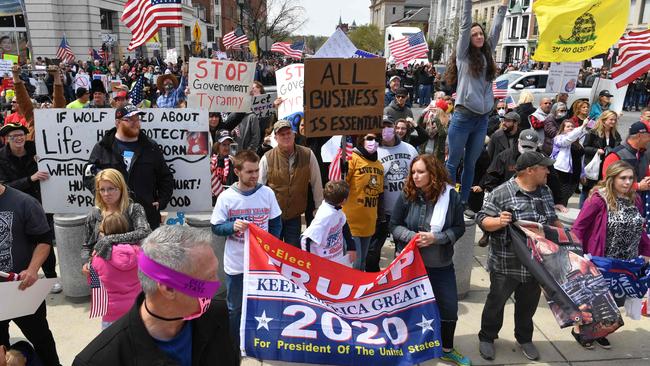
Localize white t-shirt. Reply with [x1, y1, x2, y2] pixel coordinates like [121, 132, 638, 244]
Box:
[210, 185, 282, 275]
[300, 202, 347, 264]
[378, 141, 418, 215]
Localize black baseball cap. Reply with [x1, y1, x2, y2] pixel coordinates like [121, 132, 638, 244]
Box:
[115, 104, 145, 119]
[599, 90, 614, 98]
[629, 121, 650, 136]
[515, 151, 555, 171]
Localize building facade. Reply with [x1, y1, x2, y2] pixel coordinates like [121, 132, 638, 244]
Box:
[370, 0, 429, 31]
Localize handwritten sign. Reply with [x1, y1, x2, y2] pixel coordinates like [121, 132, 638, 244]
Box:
[545, 62, 581, 94]
[34, 109, 211, 213]
[251, 92, 277, 117]
[188, 57, 255, 113]
[276, 64, 304, 120]
[304, 58, 385, 137]
[0, 60, 11, 77]
[165, 49, 178, 64]
[73, 74, 90, 91]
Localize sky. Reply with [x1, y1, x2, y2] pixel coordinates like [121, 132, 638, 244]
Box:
[297, 0, 370, 36]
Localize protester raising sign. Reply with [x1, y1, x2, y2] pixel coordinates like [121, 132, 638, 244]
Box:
[188, 57, 255, 113]
[242, 225, 442, 366]
[304, 58, 385, 137]
[34, 109, 211, 213]
[276, 63, 304, 120]
[251, 92, 277, 118]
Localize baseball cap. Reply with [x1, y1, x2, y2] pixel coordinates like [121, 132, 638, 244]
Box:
[382, 115, 394, 126]
[273, 120, 292, 133]
[518, 128, 539, 149]
[114, 90, 128, 100]
[599, 90, 614, 98]
[504, 111, 520, 123]
[629, 121, 650, 136]
[115, 104, 145, 119]
[217, 130, 234, 143]
[389, 75, 401, 83]
[516, 151, 555, 171]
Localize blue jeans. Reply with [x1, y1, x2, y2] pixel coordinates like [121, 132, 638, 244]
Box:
[352, 236, 371, 270]
[426, 265, 459, 350]
[446, 109, 488, 203]
[281, 217, 301, 248]
[419, 84, 432, 106]
[225, 273, 243, 343]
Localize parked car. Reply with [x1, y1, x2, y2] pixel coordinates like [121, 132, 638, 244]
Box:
[495, 70, 591, 107]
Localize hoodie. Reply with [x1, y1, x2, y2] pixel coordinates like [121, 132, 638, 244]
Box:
[383, 100, 414, 122]
[92, 244, 141, 322]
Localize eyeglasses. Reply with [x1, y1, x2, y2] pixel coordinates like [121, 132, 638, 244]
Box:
[395, 95, 407, 99]
[364, 136, 377, 141]
[7, 133, 25, 140]
[98, 187, 119, 194]
[10, 101, 17, 104]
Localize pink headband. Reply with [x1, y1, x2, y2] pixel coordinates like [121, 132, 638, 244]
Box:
[138, 251, 220, 298]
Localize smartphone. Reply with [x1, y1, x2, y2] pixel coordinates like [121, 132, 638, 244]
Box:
[229, 143, 239, 156]
[586, 119, 597, 129]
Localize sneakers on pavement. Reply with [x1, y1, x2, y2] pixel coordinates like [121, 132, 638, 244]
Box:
[519, 342, 539, 361]
[595, 337, 611, 349]
[463, 208, 476, 220]
[440, 348, 471, 366]
[478, 341, 495, 360]
[50, 282, 62, 294]
[571, 329, 594, 350]
[477, 233, 489, 247]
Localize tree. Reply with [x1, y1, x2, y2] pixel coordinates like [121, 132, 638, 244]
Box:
[348, 25, 384, 54]
[431, 35, 445, 62]
[239, 0, 307, 53]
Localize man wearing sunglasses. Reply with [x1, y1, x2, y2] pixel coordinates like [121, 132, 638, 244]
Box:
[384, 87, 414, 123]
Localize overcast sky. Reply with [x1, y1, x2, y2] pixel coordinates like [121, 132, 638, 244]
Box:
[297, 0, 371, 36]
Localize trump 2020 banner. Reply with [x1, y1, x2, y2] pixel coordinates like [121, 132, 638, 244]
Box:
[242, 225, 442, 366]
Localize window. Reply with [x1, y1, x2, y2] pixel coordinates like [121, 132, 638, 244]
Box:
[100, 9, 114, 31]
[522, 0, 530, 8]
[15, 14, 24, 27]
[641, 0, 650, 24]
[215, 0, 219, 4]
[510, 17, 518, 39]
[0, 16, 13, 27]
[484, 8, 488, 19]
[630, 0, 638, 24]
[166, 28, 175, 49]
[215, 16, 220, 31]
[184, 26, 191, 42]
[509, 0, 516, 8]
[392, 7, 395, 15]
[490, 6, 495, 19]
[474, 9, 478, 20]
[521, 15, 529, 39]
[207, 27, 214, 42]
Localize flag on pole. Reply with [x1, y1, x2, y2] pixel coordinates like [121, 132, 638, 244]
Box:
[56, 36, 75, 63]
[223, 27, 249, 50]
[328, 136, 354, 181]
[388, 32, 428, 65]
[121, 0, 182, 51]
[129, 76, 145, 107]
[611, 29, 650, 88]
[89, 264, 108, 318]
[505, 95, 517, 109]
[492, 79, 509, 98]
[89, 48, 101, 61]
[607, 47, 614, 61]
[270, 41, 304, 59]
[211, 156, 230, 198]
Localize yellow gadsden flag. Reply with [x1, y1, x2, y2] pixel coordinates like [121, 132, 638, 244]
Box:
[533, 0, 629, 62]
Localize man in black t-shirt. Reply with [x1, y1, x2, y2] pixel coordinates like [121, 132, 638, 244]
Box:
[0, 184, 61, 366]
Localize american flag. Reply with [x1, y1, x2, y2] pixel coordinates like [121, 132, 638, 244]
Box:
[223, 27, 249, 50]
[270, 41, 304, 59]
[98, 47, 108, 61]
[505, 95, 517, 109]
[388, 32, 428, 65]
[353, 49, 379, 58]
[121, 0, 182, 51]
[492, 79, 508, 98]
[56, 36, 75, 63]
[611, 29, 650, 88]
[211, 155, 230, 197]
[90, 48, 101, 61]
[129, 76, 145, 106]
[328, 136, 354, 181]
[89, 264, 108, 318]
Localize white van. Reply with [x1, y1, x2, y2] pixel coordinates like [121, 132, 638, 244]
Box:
[495, 70, 591, 107]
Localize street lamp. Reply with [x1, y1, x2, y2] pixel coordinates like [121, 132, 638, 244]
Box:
[237, 0, 245, 27]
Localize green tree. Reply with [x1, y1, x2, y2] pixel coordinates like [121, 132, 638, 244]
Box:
[348, 25, 384, 53]
[431, 35, 445, 62]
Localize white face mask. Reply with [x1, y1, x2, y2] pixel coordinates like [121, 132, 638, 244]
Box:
[497, 108, 506, 117]
[364, 140, 378, 154]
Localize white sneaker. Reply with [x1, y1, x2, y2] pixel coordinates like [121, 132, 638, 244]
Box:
[50, 282, 63, 294]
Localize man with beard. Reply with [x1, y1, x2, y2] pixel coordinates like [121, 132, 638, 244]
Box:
[83, 105, 174, 229]
[487, 111, 520, 161]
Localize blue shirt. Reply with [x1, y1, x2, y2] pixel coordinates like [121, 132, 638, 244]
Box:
[156, 75, 187, 108]
[154, 321, 192, 366]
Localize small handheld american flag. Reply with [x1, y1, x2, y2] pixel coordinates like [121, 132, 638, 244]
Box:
[492, 79, 509, 98]
[89, 263, 108, 318]
[328, 136, 354, 181]
[0, 270, 19, 281]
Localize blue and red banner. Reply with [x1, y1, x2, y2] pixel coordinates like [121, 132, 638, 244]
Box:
[590, 256, 650, 299]
[242, 225, 442, 366]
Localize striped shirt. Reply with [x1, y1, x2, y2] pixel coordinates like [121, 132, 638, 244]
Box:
[476, 177, 558, 282]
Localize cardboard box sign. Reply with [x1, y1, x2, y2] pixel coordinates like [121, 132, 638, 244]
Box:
[304, 58, 385, 138]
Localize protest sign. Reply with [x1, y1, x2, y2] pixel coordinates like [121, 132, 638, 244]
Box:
[0, 279, 57, 321]
[304, 58, 385, 137]
[34, 109, 211, 213]
[314, 29, 358, 58]
[276, 63, 304, 119]
[74, 73, 90, 91]
[251, 92, 277, 117]
[188, 57, 255, 113]
[589, 77, 628, 114]
[545, 62, 581, 94]
[3, 54, 18, 63]
[0, 60, 11, 77]
[591, 58, 604, 68]
[242, 225, 442, 366]
[165, 49, 178, 64]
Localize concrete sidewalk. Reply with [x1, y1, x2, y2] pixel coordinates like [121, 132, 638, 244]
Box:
[9, 227, 650, 366]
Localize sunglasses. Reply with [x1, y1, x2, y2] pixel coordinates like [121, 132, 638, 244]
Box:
[364, 136, 377, 141]
[395, 95, 407, 99]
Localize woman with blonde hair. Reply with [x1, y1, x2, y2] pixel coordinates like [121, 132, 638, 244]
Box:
[515, 90, 535, 130]
[81, 168, 151, 274]
[571, 160, 650, 349]
[580, 110, 621, 207]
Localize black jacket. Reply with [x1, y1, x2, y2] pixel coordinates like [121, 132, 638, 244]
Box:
[487, 129, 519, 161]
[0, 141, 41, 201]
[73, 294, 240, 366]
[83, 128, 174, 229]
[515, 102, 536, 131]
[482, 144, 520, 192]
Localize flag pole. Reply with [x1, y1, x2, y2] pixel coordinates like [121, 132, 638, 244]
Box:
[19, 0, 36, 70]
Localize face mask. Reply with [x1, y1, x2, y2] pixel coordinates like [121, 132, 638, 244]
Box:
[364, 140, 378, 154]
[138, 251, 220, 321]
[556, 112, 567, 120]
[164, 84, 174, 92]
[497, 109, 506, 117]
[382, 127, 395, 142]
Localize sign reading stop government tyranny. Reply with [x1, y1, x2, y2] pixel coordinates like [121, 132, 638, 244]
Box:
[188, 57, 255, 113]
[304, 58, 385, 138]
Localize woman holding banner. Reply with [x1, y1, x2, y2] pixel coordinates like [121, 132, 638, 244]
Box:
[572, 160, 650, 349]
[390, 154, 469, 366]
[444, 0, 508, 209]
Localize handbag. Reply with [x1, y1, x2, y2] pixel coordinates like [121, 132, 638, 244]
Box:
[584, 153, 602, 181]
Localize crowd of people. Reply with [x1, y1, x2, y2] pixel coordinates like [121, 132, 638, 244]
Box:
[1, 0, 650, 365]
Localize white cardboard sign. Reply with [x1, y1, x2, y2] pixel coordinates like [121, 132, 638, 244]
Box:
[0, 279, 57, 321]
[276, 64, 304, 119]
[188, 57, 255, 113]
[545, 62, 582, 94]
